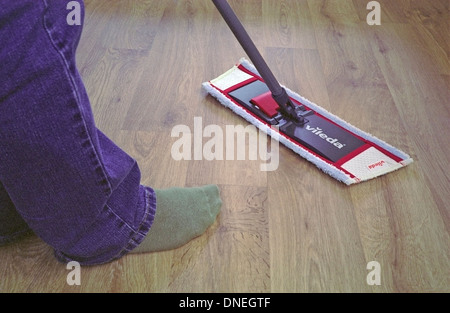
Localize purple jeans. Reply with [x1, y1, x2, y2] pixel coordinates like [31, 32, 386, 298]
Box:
[0, 1, 156, 265]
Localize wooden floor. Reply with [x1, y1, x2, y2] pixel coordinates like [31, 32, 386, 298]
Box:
[1, 0, 448, 293]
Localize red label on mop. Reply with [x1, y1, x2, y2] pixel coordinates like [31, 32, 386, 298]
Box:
[367, 160, 387, 170]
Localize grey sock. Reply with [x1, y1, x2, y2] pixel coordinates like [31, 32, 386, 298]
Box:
[131, 185, 222, 253]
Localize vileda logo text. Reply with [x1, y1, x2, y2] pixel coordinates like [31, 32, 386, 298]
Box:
[305, 125, 346, 149]
[368, 160, 386, 170]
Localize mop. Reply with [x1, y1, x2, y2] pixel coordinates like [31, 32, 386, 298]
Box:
[203, 0, 413, 185]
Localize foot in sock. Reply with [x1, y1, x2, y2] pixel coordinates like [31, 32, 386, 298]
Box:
[131, 185, 222, 253]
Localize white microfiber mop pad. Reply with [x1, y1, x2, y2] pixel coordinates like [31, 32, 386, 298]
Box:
[203, 58, 413, 185]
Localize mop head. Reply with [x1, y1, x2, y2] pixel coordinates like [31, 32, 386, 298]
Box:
[202, 58, 413, 185]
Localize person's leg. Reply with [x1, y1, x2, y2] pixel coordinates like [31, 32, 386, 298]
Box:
[0, 180, 33, 245]
[0, 0, 155, 265]
[0, 1, 221, 265]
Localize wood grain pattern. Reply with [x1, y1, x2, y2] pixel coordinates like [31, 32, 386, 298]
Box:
[0, 0, 448, 293]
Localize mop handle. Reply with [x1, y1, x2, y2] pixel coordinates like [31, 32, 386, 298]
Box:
[211, 0, 290, 109]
